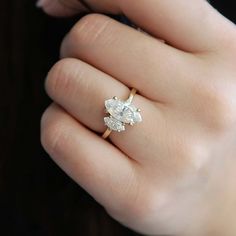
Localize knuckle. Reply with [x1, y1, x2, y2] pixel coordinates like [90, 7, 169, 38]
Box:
[65, 13, 112, 47]
[164, 127, 210, 172]
[205, 91, 235, 131]
[168, 136, 206, 171]
[40, 105, 67, 156]
[45, 59, 70, 97]
[177, 140, 208, 171]
[111, 187, 175, 228]
[193, 82, 236, 132]
[123, 189, 149, 218]
[109, 176, 156, 224]
[112, 194, 152, 224]
[45, 58, 81, 98]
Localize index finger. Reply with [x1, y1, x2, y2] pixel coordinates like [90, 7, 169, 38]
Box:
[39, 0, 236, 53]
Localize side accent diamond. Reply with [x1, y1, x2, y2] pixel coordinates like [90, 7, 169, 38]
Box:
[104, 117, 125, 132]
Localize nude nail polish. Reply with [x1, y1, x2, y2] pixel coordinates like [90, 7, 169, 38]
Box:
[36, 0, 49, 8]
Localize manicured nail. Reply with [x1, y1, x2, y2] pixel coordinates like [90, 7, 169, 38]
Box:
[36, 0, 49, 8]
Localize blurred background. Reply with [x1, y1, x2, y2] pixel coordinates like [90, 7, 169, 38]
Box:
[0, 1, 236, 235]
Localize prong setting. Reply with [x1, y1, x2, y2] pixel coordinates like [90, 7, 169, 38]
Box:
[104, 89, 142, 133]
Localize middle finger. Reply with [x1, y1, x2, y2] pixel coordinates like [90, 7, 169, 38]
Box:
[61, 13, 198, 103]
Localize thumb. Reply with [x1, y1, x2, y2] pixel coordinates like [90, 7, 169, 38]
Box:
[36, 0, 120, 17]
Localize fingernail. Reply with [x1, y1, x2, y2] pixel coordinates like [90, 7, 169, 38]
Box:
[36, 0, 49, 8]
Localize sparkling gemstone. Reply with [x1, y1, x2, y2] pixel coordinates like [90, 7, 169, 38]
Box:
[105, 99, 142, 124]
[104, 117, 125, 132]
[133, 111, 142, 123]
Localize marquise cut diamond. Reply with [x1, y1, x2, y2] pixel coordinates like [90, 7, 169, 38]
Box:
[104, 96, 142, 132]
[104, 117, 125, 132]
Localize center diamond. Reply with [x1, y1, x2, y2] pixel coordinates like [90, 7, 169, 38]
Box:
[104, 97, 142, 132]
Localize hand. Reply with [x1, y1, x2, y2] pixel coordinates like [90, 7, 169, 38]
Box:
[41, 1, 236, 235]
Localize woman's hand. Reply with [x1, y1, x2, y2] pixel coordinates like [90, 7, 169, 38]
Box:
[41, 1, 236, 235]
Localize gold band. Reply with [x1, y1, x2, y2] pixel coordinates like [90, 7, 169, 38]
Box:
[102, 128, 112, 139]
[127, 88, 137, 103]
[102, 88, 137, 139]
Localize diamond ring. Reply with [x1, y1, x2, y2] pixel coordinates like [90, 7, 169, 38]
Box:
[102, 88, 142, 139]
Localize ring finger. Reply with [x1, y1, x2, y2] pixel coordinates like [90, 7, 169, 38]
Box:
[45, 58, 164, 162]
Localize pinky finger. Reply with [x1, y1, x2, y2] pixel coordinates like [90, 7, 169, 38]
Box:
[40, 103, 140, 216]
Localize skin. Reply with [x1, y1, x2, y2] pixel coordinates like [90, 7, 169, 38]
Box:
[40, 0, 236, 235]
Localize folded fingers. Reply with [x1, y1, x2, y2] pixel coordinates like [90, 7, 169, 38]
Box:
[45, 58, 163, 162]
[40, 103, 143, 216]
[61, 14, 198, 103]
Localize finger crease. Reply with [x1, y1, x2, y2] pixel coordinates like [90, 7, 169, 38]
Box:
[77, 0, 94, 12]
